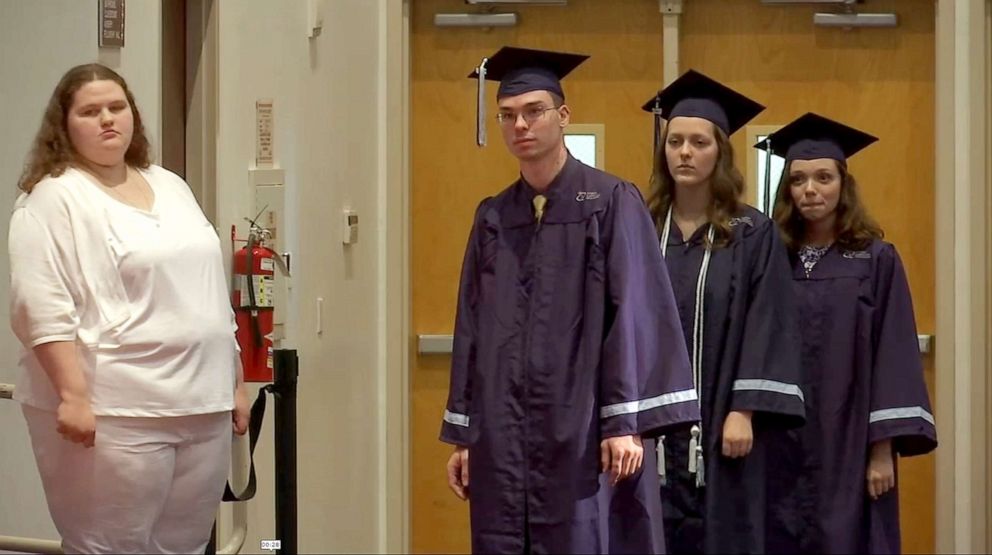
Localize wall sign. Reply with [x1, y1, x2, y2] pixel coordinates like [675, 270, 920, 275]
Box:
[99, 0, 125, 48]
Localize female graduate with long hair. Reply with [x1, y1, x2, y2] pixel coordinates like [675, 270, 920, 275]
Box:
[642, 71, 806, 554]
[763, 113, 937, 554]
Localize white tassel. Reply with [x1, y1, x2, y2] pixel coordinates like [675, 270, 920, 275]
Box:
[657, 436, 667, 485]
[695, 449, 706, 488]
[661, 210, 711, 490]
[688, 425, 700, 474]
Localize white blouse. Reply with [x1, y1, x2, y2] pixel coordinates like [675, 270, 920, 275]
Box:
[8, 165, 237, 416]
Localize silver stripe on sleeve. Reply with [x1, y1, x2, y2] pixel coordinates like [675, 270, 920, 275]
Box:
[869, 406, 935, 426]
[443, 409, 470, 427]
[732, 379, 805, 404]
[600, 388, 698, 419]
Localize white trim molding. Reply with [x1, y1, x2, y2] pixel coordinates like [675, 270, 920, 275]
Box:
[660, 0, 683, 86]
[383, 1, 411, 553]
[935, 1, 991, 553]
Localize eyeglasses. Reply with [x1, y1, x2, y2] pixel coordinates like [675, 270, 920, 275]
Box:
[495, 105, 559, 126]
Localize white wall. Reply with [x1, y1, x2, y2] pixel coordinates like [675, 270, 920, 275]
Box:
[0, 0, 162, 544]
[213, 0, 395, 552]
[0, 0, 400, 551]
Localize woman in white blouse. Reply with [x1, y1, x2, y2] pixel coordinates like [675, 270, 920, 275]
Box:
[8, 63, 249, 554]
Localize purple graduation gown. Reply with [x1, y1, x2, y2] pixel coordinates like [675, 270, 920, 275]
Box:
[440, 155, 700, 554]
[659, 207, 806, 554]
[766, 240, 937, 554]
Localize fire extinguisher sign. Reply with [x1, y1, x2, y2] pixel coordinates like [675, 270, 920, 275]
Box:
[239, 274, 275, 307]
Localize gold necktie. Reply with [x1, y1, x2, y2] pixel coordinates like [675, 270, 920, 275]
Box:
[533, 194, 547, 224]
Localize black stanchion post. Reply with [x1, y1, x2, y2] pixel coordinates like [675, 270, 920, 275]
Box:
[273, 349, 298, 555]
[205, 520, 217, 555]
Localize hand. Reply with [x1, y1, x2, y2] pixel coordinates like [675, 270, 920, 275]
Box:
[232, 383, 250, 436]
[446, 446, 470, 501]
[867, 440, 895, 500]
[722, 410, 753, 458]
[600, 435, 644, 486]
[56, 396, 96, 447]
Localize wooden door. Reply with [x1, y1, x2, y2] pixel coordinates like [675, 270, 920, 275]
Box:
[677, 2, 936, 552]
[411, 2, 665, 552]
[410, 1, 936, 552]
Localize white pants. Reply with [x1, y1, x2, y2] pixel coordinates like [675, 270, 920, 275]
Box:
[22, 405, 232, 554]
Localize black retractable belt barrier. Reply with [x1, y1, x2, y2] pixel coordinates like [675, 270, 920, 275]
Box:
[206, 383, 269, 555]
[207, 349, 298, 555]
[222, 384, 271, 502]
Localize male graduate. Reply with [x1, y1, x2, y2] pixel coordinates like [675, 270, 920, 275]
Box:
[439, 46, 700, 554]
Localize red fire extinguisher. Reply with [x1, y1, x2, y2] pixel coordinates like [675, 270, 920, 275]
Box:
[232, 220, 288, 383]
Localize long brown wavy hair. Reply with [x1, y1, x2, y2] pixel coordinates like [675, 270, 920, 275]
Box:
[772, 159, 883, 253]
[647, 121, 744, 247]
[17, 63, 151, 193]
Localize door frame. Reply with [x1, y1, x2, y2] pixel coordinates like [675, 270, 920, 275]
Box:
[161, 0, 186, 179]
[184, 0, 219, 221]
[384, 0, 411, 552]
[934, 1, 992, 553]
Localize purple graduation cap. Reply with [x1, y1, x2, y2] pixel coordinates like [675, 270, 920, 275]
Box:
[753, 112, 877, 213]
[642, 69, 765, 154]
[468, 46, 589, 147]
[754, 111, 879, 163]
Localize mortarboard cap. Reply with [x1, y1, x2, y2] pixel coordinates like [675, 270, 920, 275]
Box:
[642, 69, 765, 155]
[468, 46, 589, 147]
[754, 112, 878, 163]
[468, 46, 589, 100]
